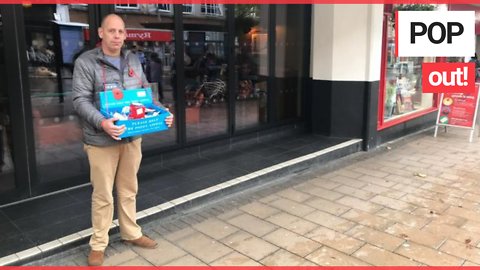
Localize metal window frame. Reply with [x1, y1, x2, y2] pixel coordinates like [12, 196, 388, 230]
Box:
[174, 4, 186, 144]
[227, 4, 235, 134]
[267, 5, 277, 123]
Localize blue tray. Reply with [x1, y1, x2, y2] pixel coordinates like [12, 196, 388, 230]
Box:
[99, 88, 170, 138]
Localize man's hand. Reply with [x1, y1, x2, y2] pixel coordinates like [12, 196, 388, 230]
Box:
[102, 118, 125, 140]
[165, 108, 174, 127]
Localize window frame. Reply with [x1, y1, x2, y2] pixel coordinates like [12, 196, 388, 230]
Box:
[182, 4, 193, 14]
[157, 4, 171, 12]
[200, 4, 223, 16]
[115, 4, 140, 10]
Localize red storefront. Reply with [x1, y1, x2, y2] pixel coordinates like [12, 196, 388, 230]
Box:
[378, 4, 480, 132]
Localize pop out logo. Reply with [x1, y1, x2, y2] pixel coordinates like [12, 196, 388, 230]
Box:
[422, 62, 475, 94]
[396, 11, 475, 57]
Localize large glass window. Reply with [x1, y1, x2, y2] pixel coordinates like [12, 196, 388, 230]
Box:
[381, 4, 436, 122]
[24, 4, 179, 186]
[118, 5, 177, 149]
[234, 4, 269, 130]
[275, 5, 305, 121]
[0, 11, 16, 193]
[8, 3, 311, 196]
[183, 4, 228, 141]
[24, 4, 90, 184]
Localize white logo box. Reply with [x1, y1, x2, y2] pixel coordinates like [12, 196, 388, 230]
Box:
[397, 11, 475, 57]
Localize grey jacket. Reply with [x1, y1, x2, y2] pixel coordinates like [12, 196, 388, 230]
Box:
[72, 47, 148, 146]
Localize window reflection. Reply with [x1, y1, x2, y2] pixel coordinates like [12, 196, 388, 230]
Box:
[0, 10, 16, 193]
[115, 4, 139, 9]
[24, 4, 180, 185]
[157, 4, 171, 12]
[117, 5, 177, 148]
[275, 5, 305, 121]
[235, 4, 269, 130]
[383, 4, 435, 121]
[24, 4, 89, 183]
[184, 4, 228, 141]
[183, 4, 193, 14]
[201, 4, 223, 16]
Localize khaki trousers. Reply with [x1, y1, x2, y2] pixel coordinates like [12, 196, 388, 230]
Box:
[84, 138, 143, 251]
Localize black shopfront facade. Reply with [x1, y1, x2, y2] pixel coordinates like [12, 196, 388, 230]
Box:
[1, 4, 448, 209]
[0, 4, 312, 205]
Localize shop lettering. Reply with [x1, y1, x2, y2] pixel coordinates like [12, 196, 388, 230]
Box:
[127, 32, 151, 40]
[422, 62, 475, 94]
[396, 11, 474, 57]
[410, 22, 463, 44]
[428, 67, 468, 86]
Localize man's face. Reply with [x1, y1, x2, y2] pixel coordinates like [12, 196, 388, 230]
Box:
[98, 16, 126, 56]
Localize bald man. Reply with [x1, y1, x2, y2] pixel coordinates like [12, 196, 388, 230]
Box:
[73, 14, 174, 266]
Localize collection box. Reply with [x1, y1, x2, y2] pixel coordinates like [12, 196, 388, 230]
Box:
[99, 88, 170, 138]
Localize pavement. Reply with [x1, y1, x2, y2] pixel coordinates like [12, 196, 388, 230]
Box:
[27, 127, 480, 266]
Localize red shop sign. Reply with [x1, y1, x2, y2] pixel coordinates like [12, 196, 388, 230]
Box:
[125, 29, 172, 41]
[84, 28, 173, 42]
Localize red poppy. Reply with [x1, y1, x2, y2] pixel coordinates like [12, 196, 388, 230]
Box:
[128, 68, 134, 77]
[112, 88, 123, 100]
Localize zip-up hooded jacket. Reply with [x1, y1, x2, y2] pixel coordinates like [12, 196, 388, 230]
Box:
[72, 47, 148, 146]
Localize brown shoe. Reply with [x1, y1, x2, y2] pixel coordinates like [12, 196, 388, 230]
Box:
[87, 250, 104, 266]
[124, 235, 158, 249]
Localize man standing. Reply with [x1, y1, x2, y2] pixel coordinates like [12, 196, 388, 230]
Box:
[72, 14, 174, 266]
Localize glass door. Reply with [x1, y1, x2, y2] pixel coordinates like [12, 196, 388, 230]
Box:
[275, 5, 306, 121]
[234, 4, 269, 130]
[0, 10, 16, 194]
[23, 4, 91, 186]
[183, 4, 229, 141]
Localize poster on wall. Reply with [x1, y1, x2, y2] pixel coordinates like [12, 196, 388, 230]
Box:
[59, 25, 84, 65]
[434, 83, 480, 142]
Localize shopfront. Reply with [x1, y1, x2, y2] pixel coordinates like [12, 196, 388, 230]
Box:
[308, 4, 450, 150]
[3, 3, 457, 207]
[375, 4, 479, 145]
[0, 4, 311, 206]
[377, 4, 438, 132]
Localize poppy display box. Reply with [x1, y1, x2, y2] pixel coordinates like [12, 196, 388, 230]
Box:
[99, 88, 170, 138]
